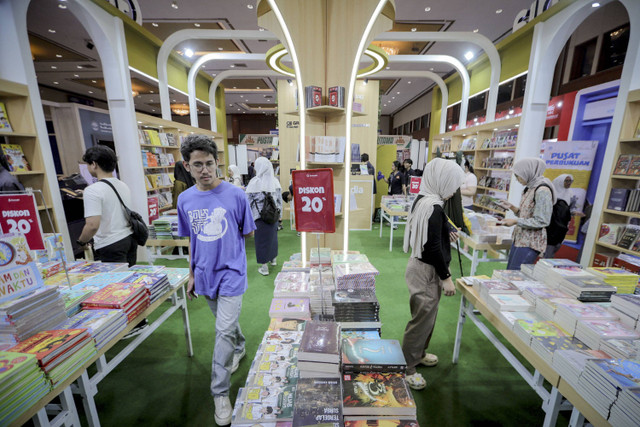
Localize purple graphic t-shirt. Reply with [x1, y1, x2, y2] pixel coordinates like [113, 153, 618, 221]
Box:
[177, 181, 256, 298]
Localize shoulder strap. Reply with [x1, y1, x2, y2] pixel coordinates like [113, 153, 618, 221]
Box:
[99, 179, 129, 212]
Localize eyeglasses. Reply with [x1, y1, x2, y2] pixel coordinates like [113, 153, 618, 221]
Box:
[189, 161, 216, 172]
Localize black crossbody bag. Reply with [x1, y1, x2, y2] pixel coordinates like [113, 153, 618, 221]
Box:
[100, 179, 149, 246]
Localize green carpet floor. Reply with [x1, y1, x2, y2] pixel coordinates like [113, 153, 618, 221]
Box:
[81, 221, 572, 426]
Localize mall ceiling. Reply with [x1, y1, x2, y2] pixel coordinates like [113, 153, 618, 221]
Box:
[27, 0, 533, 119]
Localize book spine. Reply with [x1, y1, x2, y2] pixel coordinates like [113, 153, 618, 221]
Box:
[341, 363, 406, 373]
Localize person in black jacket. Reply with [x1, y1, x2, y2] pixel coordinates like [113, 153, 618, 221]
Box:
[387, 160, 404, 195]
[544, 174, 574, 258]
[401, 158, 466, 391]
[402, 159, 416, 195]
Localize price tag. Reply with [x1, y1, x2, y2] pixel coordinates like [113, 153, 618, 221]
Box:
[292, 168, 335, 233]
[409, 176, 422, 194]
[148, 196, 159, 223]
[0, 194, 45, 250]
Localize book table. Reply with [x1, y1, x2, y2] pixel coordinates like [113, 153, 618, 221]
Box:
[9, 277, 192, 427]
[378, 204, 409, 251]
[145, 238, 190, 262]
[452, 279, 610, 427]
[457, 232, 510, 275]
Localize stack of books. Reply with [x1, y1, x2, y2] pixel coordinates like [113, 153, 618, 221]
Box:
[554, 302, 618, 335]
[332, 289, 380, 326]
[308, 266, 334, 317]
[532, 259, 587, 286]
[151, 218, 173, 240]
[269, 298, 311, 320]
[341, 338, 406, 374]
[551, 349, 611, 388]
[588, 267, 639, 294]
[521, 287, 571, 308]
[341, 372, 416, 418]
[44, 272, 92, 287]
[292, 377, 342, 427]
[57, 309, 127, 349]
[486, 294, 533, 313]
[600, 338, 640, 359]
[513, 320, 569, 346]
[577, 359, 640, 419]
[234, 383, 296, 423]
[58, 286, 94, 317]
[268, 318, 307, 332]
[559, 276, 617, 302]
[9, 328, 97, 387]
[281, 260, 309, 272]
[474, 279, 519, 301]
[530, 335, 588, 365]
[128, 265, 166, 274]
[521, 264, 535, 278]
[0, 287, 67, 345]
[534, 297, 577, 320]
[82, 283, 150, 323]
[0, 351, 50, 426]
[163, 268, 190, 288]
[121, 273, 170, 303]
[509, 280, 548, 293]
[309, 247, 331, 266]
[331, 253, 369, 265]
[574, 319, 640, 350]
[499, 311, 543, 331]
[297, 321, 340, 377]
[610, 387, 640, 427]
[72, 271, 135, 294]
[492, 269, 533, 282]
[610, 294, 640, 329]
[274, 272, 310, 298]
[68, 262, 129, 274]
[334, 263, 379, 290]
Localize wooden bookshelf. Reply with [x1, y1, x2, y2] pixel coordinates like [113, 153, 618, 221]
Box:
[590, 88, 640, 266]
[0, 78, 58, 232]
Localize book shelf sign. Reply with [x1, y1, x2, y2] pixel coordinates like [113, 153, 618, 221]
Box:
[0, 194, 45, 250]
[410, 177, 422, 194]
[148, 196, 159, 223]
[292, 168, 335, 233]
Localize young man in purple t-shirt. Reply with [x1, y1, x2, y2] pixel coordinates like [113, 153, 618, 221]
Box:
[177, 135, 256, 425]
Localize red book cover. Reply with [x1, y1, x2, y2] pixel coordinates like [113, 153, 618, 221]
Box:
[122, 292, 150, 313]
[312, 86, 322, 107]
[40, 334, 94, 370]
[126, 297, 150, 322]
[329, 87, 338, 107]
[8, 329, 88, 365]
[82, 283, 146, 309]
[592, 253, 612, 267]
[612, 257, 640, 273]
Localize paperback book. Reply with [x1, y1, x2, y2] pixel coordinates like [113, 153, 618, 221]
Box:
[342, 372, 416, 417]
[341, 338, 406, 373]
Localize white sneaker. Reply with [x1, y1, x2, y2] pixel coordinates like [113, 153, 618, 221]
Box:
[213, 395, 232, 425]
[231, 348, 246, 373]
[258, 265, 269, 276]
[270, 258, 277, 266]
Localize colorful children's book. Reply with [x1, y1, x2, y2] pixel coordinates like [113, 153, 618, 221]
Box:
[0, 144, 30, 171]
[341, 338, 406, 372]
[268, 318, 307, 332]
[73, 272, 134, 293]
[8, 329, 89, 366]
[588, 359, 640, 388]
[81, 283, 147, 309]
[342, 372, 416, 416]
[68, 262, 128, 274]
[298, 321, 340, 363]
[0, 102, 12, 132]
[269, 298, 310, 318]
[292, 377, 341, 427]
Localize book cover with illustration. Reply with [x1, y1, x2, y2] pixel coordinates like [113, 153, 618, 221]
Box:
[73, 272, 134, 293]
[162, 268, 190, 288]
[268, 318, 307, 332]
[0, 144, 30, 171]
[292, 377, 341, 427]
[0, 351, 38, 383]
[341, 338, 406, 373]
[69, 262, 128, 275]
[298, 321, 340, 363]
[81, 283, 147, 309]
[8, 329, 89, 366]
[515, 320, 569, 338]
[0, 102, 12, 132]
[269, 298, 310, 317]
[0, 233, 35, 268]
[588, 359, 640, 388]
[342, 372, 416, 416]
[614, 154, 633, 175]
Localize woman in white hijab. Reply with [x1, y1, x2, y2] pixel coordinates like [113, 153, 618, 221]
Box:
[401, 158, 466, 391]
[543, 174, 574, 258]
[228, 165, 243, 188]
[500, 158, 555, 269]
[246, 157, 283, 276]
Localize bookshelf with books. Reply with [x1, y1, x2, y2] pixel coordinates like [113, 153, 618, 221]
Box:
[0, 79, 60, 232]
[135, 112, 224, 217]
[592, 89, 640, 266]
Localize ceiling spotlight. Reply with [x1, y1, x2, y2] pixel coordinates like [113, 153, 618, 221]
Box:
[58, 4, 67, 9]
[256, 86, 260, 89]
[51, 66, 57, 69]
[496, 9, 502, 14]
[184, 48, 194, 57]
[237, 108, 241, 111]
[88, 91, 93, 94]
[230, 64, 236, 68]
[515, 124, 520, 127]
[392, 97, 395, 99]
[493, 128, 498, 131]
[247, 4, 254, 9]
[48, 29, 56, 33]
[233, 86, 237, 89]
[259, 28, 265, 31]
[173, 99, 176, 102]
[396, 91, 400, 94]
[464, 51, 474, 61]
[77, 65, 83, 69]
[229, 104, 233, 106]
[53, 81, 59, 85]
[240, 95, 244, 98]
[74, 74, 79, 77]
[152, 109, 156, 112]
[473, 29, 479, 33]
[287, 79, 293, 86]
[171, 2, 178, 9]
[592, 2, 600, 7]
[424, 7, 431, 12]
[56, 54, 62, 58]
[385, 66, 390, 70]
[152, 22, 158, 27]
[411, 27, 417, 32]
[429, 67, 434, 71]
[218, 47, 223, 51]
[194, 23, 200, 27]
[408, 81, 412, 84]
[150, 90, 154, 93]
[92, 80, 97, 83]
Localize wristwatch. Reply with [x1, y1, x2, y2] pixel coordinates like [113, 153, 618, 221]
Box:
[77, 239, 88, 247]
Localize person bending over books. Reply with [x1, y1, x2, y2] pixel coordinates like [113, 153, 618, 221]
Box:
[176, 135, 256, 426]
[401, 158, 466, 390]
[497, 158, 555, 270]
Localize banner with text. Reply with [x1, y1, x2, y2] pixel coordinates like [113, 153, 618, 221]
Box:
[0, 194, 45, 250]
[409, 177, 422, 194]
[292, 168, 335, 233]
[542, 140, 598, 243]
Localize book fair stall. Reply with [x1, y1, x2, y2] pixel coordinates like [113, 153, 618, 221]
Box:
[1, 0, 640, 426]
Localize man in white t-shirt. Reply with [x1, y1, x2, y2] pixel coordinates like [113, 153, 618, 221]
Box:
[77, 145, 136, 266]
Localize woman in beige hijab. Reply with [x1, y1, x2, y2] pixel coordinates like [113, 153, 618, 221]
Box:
[402, 158, 466, 391]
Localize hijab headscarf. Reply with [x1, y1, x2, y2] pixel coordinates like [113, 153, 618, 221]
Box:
[245, 157, 281, 193]
[403, 158, 466, 258]
[552, 174, 573, 204]
[174, 160, 195, 187]
[228, 165, 243, 187]
[512, 158, 556, 203]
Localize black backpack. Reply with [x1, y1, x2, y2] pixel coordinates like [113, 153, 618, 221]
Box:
[535, 184, 572, 246]
[254, 192, 280, 224]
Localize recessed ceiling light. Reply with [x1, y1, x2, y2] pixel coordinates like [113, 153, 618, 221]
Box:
[256, 86, 260, 89]
[58, 4, 67, 9]
[233, 86, 237, 89]
[150, 90, 154, 93]
[243, 111, 246, 114]
[515, 124, 520, 127]
[194, 23, 200, 27]
[496, 9, 502, 14]
[230, 64, 235, 68]
[473, 29, 479, 33]
[396, 91, 400, 94]
[53, 81, 59, 85]
[51, 66, 57, 69]
[408, 81, 412, 84]
[424, 7, 431, 12]
[171, 2, 178, 10]
[493, 128, 498, 131]
[173, 99, 176, 102]
[411, 28, 417, 32]
[247, 4, 254, 9]
[392, 97, 395, 99]
[48, 29, 56, 33]
[240, 95, 244, 98]
[88, 91, 93, 94]
[229, 104, 233, 106]
[152, 109, 156, 112]
[92, 80, 97, 83]
[137, 121, 143, 124]
[212, 73, 216, 76]
[184, 48, 194, 57]
[259, 28, 265, 31]
[237, 108, 241, 111]
[74, 74, 79, 77]
[385, 66, 390, 70]
[152, 22, 158, 27]
[464, 51, 474, 61]
[591, 2, 600, 7]
[77, 65, 83, 69]
[56, 54, 62, 58]
[429, 67, 434, 71]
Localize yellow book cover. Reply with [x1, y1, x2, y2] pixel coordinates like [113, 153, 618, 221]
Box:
[0, 144, 31, 172]
[0, 102, 13, 132]
[147, 130, 161, 146]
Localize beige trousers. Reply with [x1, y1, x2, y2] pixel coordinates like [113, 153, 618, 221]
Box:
[402, 257, 442, 374]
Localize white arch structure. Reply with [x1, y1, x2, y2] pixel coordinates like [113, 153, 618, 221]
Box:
[186, 53, 265, 126]
[373, 71, 449, 134]
[389, 55, 469, 129]
[208, 69, 281, 131]
[157, 29, 279, 120]
[375, 31, 501, 122]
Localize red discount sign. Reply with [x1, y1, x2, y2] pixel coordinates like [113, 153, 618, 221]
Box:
[0, 194, 45, 250]
[409, 177, 422, 194]
[147, 196, 159, 223]
[292, 168, 335, 233]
